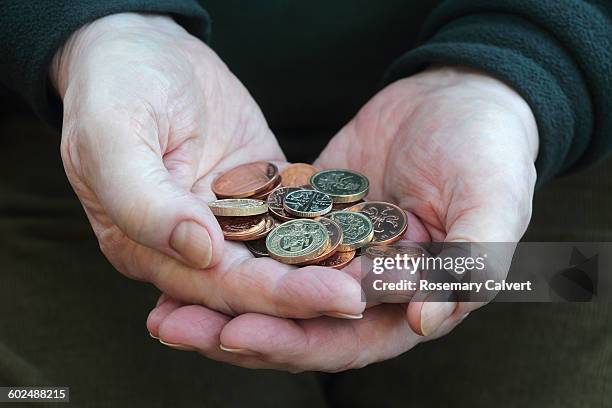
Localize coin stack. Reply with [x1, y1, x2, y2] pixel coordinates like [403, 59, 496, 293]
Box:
[209, 161, 409, 268]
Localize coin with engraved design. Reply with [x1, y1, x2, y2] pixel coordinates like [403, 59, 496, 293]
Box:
[283, 189, 333, 218]
[347, 201, 407, 244]
[327, 211, 374, 251]
[310, 169, 369, 203]
[266, 219, 329, 264]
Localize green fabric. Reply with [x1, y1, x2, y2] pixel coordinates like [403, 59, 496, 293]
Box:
[0, 0, 211, 128]
[385, 0, 612, 185]
[1, 1, 611, 183]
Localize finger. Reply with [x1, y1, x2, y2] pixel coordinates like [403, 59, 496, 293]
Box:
[112, 238, 365, 319]
[445, 192, 532, 243]
[218, 304, 421, 372]
[406, 191, 525, 335]
[161, 252, 366, 319]
[156, 305, 276, 369]
[67, 114, 224, 270]
[146, 296, 185, 338]
[404, 211, 431, 242]
[406, 296, 457, 336]
[155, 293, 170, 307]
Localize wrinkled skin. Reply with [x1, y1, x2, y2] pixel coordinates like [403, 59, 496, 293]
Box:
[53, 13, 365, 321]
[149, 66, 539, 372]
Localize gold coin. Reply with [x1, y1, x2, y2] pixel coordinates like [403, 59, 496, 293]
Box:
[327, 211, 374, 251]
[266, 219, 329, 264]
[298, 217, 343, 265]
[208, 199, 268, 217]
[310, 169, 369, 203]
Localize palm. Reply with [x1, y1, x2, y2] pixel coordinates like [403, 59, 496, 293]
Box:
[316, 70, 537, 243]
[144, 63, 539, 370]
[60, 25, 283, 278]
[58, 15, 364, 320]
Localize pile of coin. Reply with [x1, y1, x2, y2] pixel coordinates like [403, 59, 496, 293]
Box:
[209, 161, 408, 268]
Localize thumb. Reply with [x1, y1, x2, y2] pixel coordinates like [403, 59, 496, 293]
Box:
[65, 118, 224, 270]
[406, 196, 529, 336]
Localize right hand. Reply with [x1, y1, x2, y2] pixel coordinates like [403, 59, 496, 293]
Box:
[52, 13, 364, 319]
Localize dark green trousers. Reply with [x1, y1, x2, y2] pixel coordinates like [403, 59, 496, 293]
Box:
[1, 116, 611, 407]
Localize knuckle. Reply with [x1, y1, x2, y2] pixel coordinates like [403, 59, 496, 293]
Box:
[97, 225, 147, 281]
[274, 269, 338, 315]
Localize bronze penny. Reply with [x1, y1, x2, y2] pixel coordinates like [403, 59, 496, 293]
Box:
[244, 215, 276, 241]
[251, 176, 282, 200]
[363, 244, 424, 259]
[299, 217, 343, 265]
[347, 201, 408, 244]
[245, 237, 269, 257]
[280, 163, 319, 187]
[333, 200, 363, 210]
[217, 215, 266, 241]
[316, 250, 356, 269]
[266, 186, 302, 221]
[212, 161, 280, 198]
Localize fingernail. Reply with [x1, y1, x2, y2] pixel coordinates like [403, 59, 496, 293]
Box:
[323, 312, 364, 320]
[156, 294, 169, 307]
[159, 339, 197, 351]
[149, 332, 159, 339]
[170, 220, 212, 269]
[420, 301, 456, 336]
[219, 344, 259, 356]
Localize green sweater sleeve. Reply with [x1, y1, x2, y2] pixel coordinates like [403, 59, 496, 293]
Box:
[384, 0, 612, 186]
[0, 1, 211, 127]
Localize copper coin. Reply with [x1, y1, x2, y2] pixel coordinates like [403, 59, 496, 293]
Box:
[333, 200, 363, 210]
[347, 201, 408, 244]
[316, 250, 356, 269]
[245, 237, 269, 257]
[363, 244, 424, 259]
[266, 186, 302, 221]
[298, 217, 343, 265]
[244, 215, 275, 241]
[280, 163, 319, 187]
[251, 176, 282, 200]
[217, 215, 266, 241]
[212, 161, 280, 198]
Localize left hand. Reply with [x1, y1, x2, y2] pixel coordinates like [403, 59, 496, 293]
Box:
[147, 66, 539, 372]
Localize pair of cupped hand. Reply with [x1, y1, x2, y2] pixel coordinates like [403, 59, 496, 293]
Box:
[51, 13, 538, 372]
